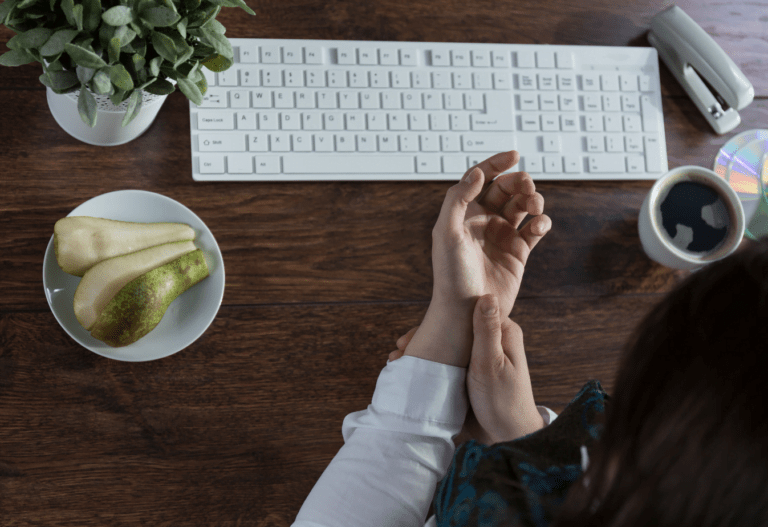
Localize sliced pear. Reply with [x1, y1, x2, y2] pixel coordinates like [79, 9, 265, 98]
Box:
[74, 240, 198, 331]
[54, 216, 196, 276]
[89, 249, 210, 347]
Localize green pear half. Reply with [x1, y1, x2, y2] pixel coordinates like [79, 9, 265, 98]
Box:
[89, 249, 210, 347]
[54, 216, 195, 276]
[74, 240, 198, 331]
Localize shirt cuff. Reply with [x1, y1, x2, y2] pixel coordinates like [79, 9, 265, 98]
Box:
[342, 356, 468, 443]
[537, 405, 559, 425]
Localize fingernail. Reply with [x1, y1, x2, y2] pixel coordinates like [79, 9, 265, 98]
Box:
[463, 167, 480, 183]
[482, 295, 497, 315]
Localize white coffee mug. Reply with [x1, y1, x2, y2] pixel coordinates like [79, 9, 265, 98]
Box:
[638, 165, 745, 270]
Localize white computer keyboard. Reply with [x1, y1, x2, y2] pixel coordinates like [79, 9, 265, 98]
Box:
[189, 38, 668, 182]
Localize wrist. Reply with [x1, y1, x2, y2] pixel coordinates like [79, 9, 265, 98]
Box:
[403, 299, 476, 368]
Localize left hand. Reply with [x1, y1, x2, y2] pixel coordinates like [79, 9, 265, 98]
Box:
[431, 150, 552, 319]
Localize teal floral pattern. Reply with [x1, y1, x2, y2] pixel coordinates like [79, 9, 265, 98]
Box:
[434, 381, 609, 527]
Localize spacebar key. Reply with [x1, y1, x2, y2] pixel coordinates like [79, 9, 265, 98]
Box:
[283, 155, 415, 174]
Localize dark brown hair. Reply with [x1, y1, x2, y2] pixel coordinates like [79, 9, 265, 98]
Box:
[554, 240, 768, 527]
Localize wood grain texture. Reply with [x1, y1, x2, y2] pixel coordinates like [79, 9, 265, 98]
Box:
[0, 294, 655, 525]
[0, 0, 766, 524]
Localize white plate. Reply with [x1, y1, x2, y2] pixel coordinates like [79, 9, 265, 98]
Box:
[43, 190, 225, 362]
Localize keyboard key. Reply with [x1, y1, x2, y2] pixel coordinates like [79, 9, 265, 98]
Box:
[640, 95, 658, 132]
[462, 133, 516, 152]
[283, 154, 414, 173]
[491, 50, 510, 68]
[443, 155, 468, 173]
[400, 49, 418, 66]
[431, 50, 450, 66]
[380, 49, 399, 65]
[283, 46, 303, 64]
[417, 154, 441, 173]
[600, 73, 619, 91]
[239, 43, 259, 63]
[198, 154, 225, 173]
[337, 48, 356, 65]
[564, 156, 582, 173]
[228, 153, 253, 173]
[451, 50, 470, 67]
[198, 112, 234, 130]
[516, 50, 535, 68]
[524, 156, 542, 172]
[471, 50, 490, 67]
[261, 46, 281, 63]
[255, 156, 281, 173]
[644, 136, 662, 173]
[536, 51, 555, 68]
[305, 48, 324, 64]
[359, 48, 378, 65]
[588, 154, 625, 173]
[556, 51, 574, 69]
[544, 156, 562, 172]
[198, 132, 246, 151]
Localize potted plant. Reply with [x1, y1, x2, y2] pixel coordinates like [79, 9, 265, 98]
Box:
[0, 0, 254, 145]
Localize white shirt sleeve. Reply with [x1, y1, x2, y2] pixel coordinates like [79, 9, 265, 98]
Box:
[292, 356, 560, 527]
[292, 356, 468, 527]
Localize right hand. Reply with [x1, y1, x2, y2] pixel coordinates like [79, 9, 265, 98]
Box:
[467, 294, 545, 444]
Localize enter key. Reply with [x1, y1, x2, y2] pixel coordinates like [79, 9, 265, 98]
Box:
[471, 92, 514, 131]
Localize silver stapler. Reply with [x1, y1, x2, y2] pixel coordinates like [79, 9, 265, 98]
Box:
[648, 5, 754, 135]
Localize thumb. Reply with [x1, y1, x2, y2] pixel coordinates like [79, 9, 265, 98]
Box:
[438, 167, 485, 236]
[470, 294, 505, 378]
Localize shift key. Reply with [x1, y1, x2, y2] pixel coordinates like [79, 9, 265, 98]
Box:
[197, 132, 246, 152]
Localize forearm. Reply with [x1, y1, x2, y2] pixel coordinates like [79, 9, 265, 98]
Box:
[404, 299, 476, 368]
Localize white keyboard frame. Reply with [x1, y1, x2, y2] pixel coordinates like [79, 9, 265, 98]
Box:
[189, 38, 668, 182]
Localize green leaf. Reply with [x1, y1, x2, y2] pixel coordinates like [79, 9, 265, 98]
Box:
[0, 48, 37, 66]
[149, 55, 162, 76]
[110, 88, 128, 106]
[81, 0, 101, 32]
[39, 69, 79, 92]
[195, 73, 207, 95]
[16, 0, 35, 8]
[183, 0, 200, 13]
[102, 5, 133, 26]
[209, 0, 254, 15]
[72, 3, 83, 31]
[65, 42, 107, 69]
[173, 41, 193, 68]
[151, 31, 176, 62]
[177, 76, 202, 105]
[76, 65, 95, 83]
[109, 63, 134, 91]
[121, 89, 142, 126]
[91, 69, 112, 93]
[17, 27, 53, 49]
[0, 0, 21, 25]
[177, 16, 187, 38]
[143, 77, 174, 95]
[108, 36, 120, 63]
[140, 4, 180, 27]
[201, 53, 231, 72]
[61, 0, 75, 26]
[203, 18, 225, 34]
[40, 29, 79, 57]
[199, 26, 232, 59]
[77, 84, 97, 127]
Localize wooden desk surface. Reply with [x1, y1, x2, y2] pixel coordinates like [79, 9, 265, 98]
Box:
[1, 0, 766, 523]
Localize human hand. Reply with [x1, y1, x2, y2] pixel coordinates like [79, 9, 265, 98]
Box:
[465, 294, 544, 444]
[431, 150, 552, 320]
[389, 294, 545, 445]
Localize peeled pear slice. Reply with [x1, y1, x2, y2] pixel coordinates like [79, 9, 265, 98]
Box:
[74, 240, 198, 331]
[89, 249, 210, 347]
[54, 216, 196, 276]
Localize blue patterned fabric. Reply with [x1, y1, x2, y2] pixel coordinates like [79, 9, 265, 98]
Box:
[433, 381, 609, 527]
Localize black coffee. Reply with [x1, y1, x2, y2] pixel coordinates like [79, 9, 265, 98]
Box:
[659, 181, 730, 254]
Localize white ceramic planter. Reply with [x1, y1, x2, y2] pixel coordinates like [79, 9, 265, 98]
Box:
[46, 87, 170, 146]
